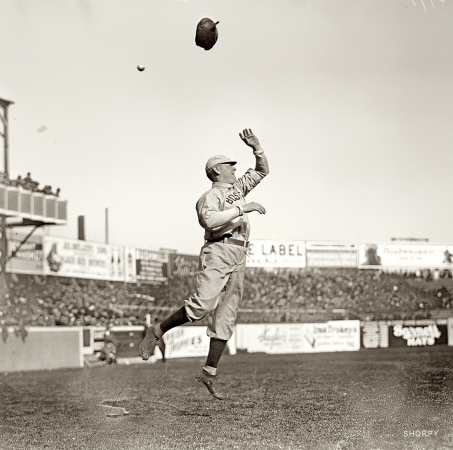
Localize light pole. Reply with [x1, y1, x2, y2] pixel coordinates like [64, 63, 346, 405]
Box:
[0, 97, 14, 303]
[0, 97, 13, 177]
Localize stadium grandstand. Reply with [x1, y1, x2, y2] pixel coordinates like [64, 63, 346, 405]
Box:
[1, 265, 453, 337]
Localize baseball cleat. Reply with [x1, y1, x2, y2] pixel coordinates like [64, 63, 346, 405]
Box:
[139, 326, 159, 360]
[195, 371, 224, 400]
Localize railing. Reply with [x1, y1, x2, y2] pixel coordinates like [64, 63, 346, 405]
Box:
[0, 184, 67, 224]
[112, 304, 452, 323]
[112, 305, 352, 323]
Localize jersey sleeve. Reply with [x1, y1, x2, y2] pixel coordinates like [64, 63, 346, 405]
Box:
[197, 191, 240, 230]
[233, 168, 265, 198]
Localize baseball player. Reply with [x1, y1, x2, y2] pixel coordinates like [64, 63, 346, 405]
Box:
[139, 128, 269, 400]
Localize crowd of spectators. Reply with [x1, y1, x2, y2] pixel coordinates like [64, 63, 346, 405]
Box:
[0, 171, 60, 197]
[243, 268, 453, 321]
[1, 268, 453, 332]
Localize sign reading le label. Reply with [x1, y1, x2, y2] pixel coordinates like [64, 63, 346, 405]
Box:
[246, 240, 306, 268]
[261, 243, 302, 256]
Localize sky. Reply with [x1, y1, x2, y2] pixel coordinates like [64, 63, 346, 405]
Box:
[0, 0, 452, 255]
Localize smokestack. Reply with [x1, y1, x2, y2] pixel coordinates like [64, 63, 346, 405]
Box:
[78, 215, 85, 240]
[105, 208, 109, 244]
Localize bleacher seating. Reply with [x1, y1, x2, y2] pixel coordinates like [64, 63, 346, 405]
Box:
[1, 269, 452, 331]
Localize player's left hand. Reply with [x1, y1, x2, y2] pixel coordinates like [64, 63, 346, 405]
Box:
[239, 129, 261, 149]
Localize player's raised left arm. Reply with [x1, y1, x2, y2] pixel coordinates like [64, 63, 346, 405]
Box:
[239, 129, 269, 178]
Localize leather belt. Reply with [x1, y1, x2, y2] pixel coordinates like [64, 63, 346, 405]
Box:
[207, 236, 249, 248]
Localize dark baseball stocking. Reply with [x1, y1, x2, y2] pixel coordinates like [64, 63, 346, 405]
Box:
[204, 338, 228, 375]
[158, 306, 189, 335]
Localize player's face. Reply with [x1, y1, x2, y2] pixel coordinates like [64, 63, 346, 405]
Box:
[217, 163, 236, 184]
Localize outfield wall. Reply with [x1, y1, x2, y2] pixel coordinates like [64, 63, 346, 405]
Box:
[92, 325, 237, 360]
[2, 318, 453, 372]
[0, 327, 83, 372]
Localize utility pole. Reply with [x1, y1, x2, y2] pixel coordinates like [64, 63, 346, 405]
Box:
[0, 98, 14, 304]
[0, 98, 12, 178]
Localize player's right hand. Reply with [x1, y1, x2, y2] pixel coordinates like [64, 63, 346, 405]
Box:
[239, 129, 261, 149]
[243, 202, 266, 214]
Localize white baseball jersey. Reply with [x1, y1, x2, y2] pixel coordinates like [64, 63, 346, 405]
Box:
[196, 160, 267, 242]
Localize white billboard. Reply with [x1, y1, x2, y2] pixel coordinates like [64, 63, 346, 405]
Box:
[246, 240, 306, 268]
[235, 321, 360, 354]
[358, 243, 453, 269]
[306, 241, 358, 267]
[301, 321, 360, 353]
[236, 323, 304, 354]
[163, 326, 210, 359]
[43, 236, 125, 281]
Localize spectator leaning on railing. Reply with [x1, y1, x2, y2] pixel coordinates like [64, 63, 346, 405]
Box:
[0, 171, 61, 196]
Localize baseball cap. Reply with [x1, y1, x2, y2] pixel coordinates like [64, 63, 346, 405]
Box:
[205, 155, 237, 172]
[195, 18, 219, 51]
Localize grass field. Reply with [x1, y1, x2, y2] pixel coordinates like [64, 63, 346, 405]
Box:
[1, 346, 453, 450]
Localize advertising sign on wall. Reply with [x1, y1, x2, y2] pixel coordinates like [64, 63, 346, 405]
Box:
[43, 236, 125, 281]
[169, 253, 198, 277]
[306, 242, 357, 268]
[388, 323, 448, 347]
[163, 325, 210, 359]
[361, 322, 389, 348]
[6, 231, 44, 275]
[358, 243, 453, 269]
[246, 240, 306, 268]
[136, 248, 168, 283]
[301, 321, 360, 353]
[235, 321, 360, 354]
[124, 248, 136, 283]
[361, 319, 449, 348]
[448, 317, 453, 347]
[124, 247, 168, 284]
[236, 323, 304, 354]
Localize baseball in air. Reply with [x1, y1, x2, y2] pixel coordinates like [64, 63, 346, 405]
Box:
[137, 65, 145, 72]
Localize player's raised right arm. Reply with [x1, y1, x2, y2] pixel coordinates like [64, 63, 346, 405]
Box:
[239, 128, 269, 178]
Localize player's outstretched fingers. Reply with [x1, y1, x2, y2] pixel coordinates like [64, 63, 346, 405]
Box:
[256, 203, 266, 214]
[239, 129, 248, 139]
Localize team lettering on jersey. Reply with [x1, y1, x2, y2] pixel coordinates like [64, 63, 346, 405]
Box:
[225, 191, 242, 204]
